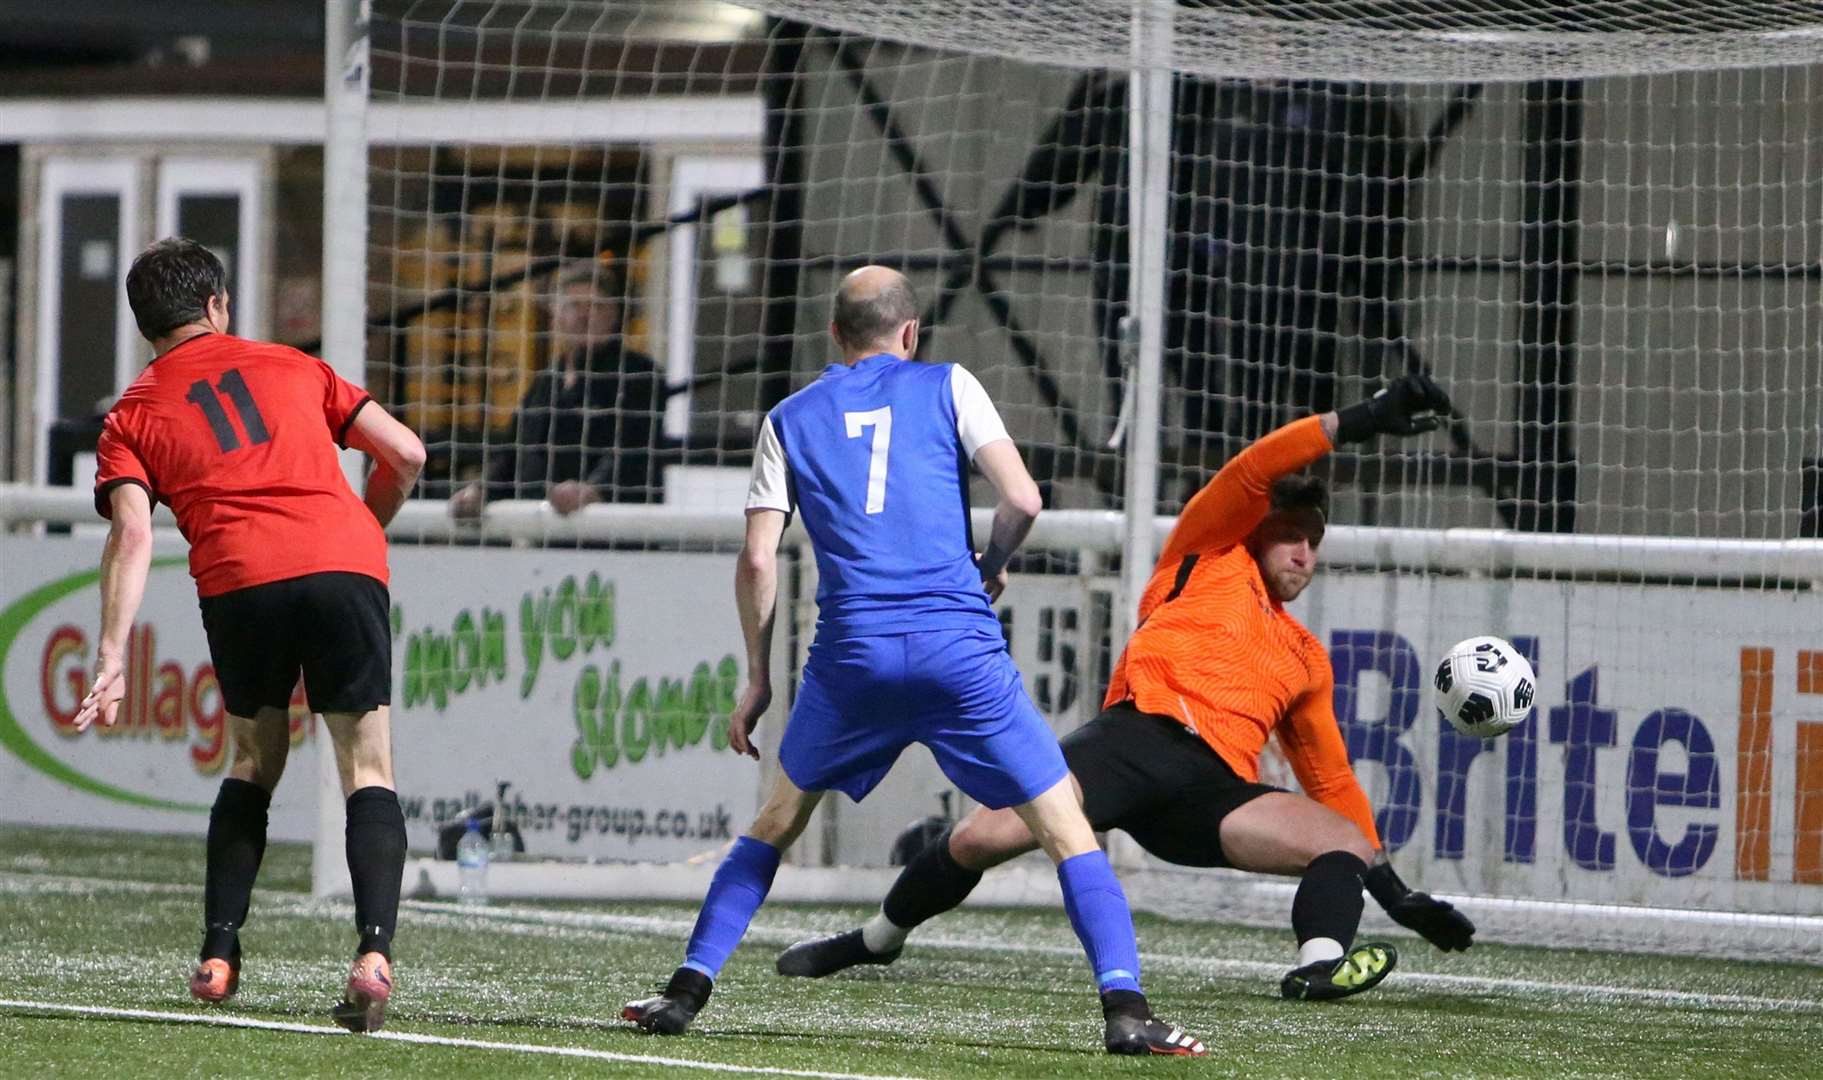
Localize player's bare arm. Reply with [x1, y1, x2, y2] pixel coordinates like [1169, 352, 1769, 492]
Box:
[971, 438, 1042, 600]
[729, 507, 788, 759]
[74, 483, 156, 732]
[346, 404, 427, 527]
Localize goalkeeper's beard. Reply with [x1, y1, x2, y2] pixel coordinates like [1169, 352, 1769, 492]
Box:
[1267, 568, 1313, 603]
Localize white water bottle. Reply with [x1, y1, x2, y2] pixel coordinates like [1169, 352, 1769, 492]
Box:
[491, 803, 515, 863]
[456, 818, 489, 907]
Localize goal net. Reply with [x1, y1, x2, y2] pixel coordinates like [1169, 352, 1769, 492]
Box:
[341, 0, 1823, 960]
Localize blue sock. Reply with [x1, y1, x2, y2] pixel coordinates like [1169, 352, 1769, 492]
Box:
[1057, 850, 1143, 994]
[680, 836, 782, 980]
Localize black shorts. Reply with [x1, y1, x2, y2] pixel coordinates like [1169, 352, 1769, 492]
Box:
[198, 571, 392, 718]
[1066, 702, 1284, 869]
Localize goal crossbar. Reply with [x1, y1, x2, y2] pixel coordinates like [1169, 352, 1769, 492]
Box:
[8, 486, 1816, 581]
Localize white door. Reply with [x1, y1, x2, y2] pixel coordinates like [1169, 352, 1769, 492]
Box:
[665, 154, 765, 439]
[156, 156, 267, 340]
[34, 156, 146, 484]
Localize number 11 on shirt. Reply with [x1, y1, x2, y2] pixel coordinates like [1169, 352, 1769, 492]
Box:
[844, 406, 892, 514]
[186, 368, 271, 454]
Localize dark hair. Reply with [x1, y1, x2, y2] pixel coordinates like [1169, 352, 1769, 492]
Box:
[126, 237, 226, 340]
[832, 273, 918, 349]
[1270, 473, 1329, 519]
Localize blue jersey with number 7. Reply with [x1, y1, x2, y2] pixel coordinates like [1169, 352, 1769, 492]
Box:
[746, 352, 1013, 640]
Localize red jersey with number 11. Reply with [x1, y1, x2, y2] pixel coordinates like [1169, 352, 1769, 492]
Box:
[94, 333, 390, 598]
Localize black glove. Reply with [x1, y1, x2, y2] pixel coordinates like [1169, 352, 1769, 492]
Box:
[1334, 373, 1453, 444]
[1363, 861, 1476, 952]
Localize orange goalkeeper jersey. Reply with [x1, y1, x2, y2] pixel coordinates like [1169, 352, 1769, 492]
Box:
[1104, 415, 1381, 849]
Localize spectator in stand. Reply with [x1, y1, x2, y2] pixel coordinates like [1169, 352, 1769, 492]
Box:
[449, 266, 663, 518]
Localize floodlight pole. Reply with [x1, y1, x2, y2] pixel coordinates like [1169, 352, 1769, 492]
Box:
[1117, 0, 1172, 646]
[315, 0, 370, 900]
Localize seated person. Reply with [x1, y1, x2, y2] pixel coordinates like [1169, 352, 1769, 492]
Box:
[450, 271, 662, 517]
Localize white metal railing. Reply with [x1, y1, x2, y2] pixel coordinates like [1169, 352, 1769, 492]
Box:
[6, 483, 1820, 582]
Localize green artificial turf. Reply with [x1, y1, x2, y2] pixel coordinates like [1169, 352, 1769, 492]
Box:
[2, 825, 1818, 1078]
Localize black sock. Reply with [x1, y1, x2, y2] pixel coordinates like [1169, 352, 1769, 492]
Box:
[1291, 850, 1369, 956]
[665, 966, 713, 1010]
[202, 779, 271, 962]
[881, 826, 984, 931]
[345, 786, 407, 959]
[1100, 988, 1152, 1022]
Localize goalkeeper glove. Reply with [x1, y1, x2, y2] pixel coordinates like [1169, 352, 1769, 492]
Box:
[1334, 373, 1453, 444]
[1363, 860, 1476, 952]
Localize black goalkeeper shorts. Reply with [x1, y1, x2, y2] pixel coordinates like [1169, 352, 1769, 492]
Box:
[198, 571, 392, 718]
[1066, 701, 1285, 869]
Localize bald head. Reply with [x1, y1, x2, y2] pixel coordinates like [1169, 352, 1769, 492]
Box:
[831, 266, 919, 360]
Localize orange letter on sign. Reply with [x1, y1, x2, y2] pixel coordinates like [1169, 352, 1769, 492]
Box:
[1795, 651, 1823, 885]
[1737, 648, 1774, 881]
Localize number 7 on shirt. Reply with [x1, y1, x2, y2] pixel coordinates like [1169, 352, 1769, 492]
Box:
[844, 407, 892, 514]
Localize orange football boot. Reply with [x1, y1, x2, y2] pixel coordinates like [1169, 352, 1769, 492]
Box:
[189, 957, 240, 1003]
[331, 952, 393, 1033]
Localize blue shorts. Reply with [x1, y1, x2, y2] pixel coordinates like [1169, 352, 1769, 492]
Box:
[777, 626, 1069, 810]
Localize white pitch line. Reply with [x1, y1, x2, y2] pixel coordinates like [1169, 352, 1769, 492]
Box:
[0, 872, 197, 895]
[0, 999, 924, 1080]
[6, 871, 1821, 1015]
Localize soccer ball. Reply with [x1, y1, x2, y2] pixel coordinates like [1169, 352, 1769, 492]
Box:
[1434, 636, 1536, 738]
